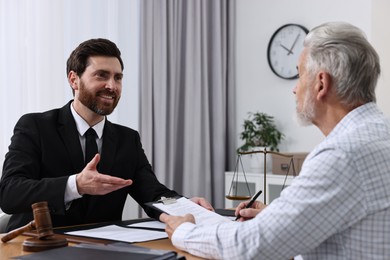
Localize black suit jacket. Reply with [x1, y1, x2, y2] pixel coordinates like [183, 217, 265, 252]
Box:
[0, 101, 179, 231]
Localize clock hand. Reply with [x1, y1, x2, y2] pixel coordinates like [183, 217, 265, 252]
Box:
[288, 34, 301, 55]
[280, 44, 291, 53]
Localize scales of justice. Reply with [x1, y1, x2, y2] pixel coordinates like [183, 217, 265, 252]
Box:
[226, 147, 297, 204]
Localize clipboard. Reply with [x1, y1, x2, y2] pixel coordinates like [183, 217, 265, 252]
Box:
[144, 196, 182, 214]
[145, 196, 232, 225]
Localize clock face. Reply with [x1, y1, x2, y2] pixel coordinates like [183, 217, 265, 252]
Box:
[267, 24, 308, 79]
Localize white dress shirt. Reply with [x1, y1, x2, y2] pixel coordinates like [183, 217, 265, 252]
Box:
[172, 102, 390, 259]
[64, 102, 105, 205]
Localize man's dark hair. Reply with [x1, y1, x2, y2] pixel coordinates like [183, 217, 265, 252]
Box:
[66, 38, 124, 77]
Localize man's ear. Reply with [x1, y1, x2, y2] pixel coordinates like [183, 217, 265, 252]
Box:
[68, 71, 79, 91]
[315, 71, 331, 100]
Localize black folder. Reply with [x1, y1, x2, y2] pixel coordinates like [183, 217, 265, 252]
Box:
[13, 242, 180, 260]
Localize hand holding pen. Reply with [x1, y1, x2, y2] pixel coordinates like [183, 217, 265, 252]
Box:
[235, 190, 264, 221]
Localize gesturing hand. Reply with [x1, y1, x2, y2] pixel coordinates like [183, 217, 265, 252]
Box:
[76, 154, 133, 195]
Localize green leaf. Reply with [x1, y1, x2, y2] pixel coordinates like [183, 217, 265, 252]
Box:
[238, 112, 284, 152]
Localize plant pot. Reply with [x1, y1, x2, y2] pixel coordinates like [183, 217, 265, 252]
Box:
[250, 147, 272, 173]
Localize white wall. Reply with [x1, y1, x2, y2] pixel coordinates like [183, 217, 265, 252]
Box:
[235, 0, 388, 155]
[372, 0, 390, 114]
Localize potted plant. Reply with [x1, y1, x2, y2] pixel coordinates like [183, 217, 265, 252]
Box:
[238, 112, 284, 152]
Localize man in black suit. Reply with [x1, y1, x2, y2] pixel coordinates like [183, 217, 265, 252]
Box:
[0, 38, 211, 232]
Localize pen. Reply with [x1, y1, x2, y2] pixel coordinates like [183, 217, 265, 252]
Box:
[235, 190, 263, 221]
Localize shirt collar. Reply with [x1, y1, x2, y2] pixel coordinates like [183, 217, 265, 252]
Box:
[70, 101, 105, 138]
[327, 102, 377, 140]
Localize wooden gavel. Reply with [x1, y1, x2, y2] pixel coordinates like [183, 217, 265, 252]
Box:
[1, 201, 68, 252]
[2, 201, 54, 243]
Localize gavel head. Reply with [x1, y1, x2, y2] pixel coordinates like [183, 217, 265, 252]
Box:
[32, 201, 54, 239]
[2, 201, 68, 251]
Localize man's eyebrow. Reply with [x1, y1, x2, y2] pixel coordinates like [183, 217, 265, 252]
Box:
[93, 69, 109, 74]
[93, 69, 123, 76]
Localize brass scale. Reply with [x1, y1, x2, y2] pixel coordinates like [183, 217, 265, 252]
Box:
[226, 148, 297, 203]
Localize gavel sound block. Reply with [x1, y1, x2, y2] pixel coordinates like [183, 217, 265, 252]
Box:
[1, 201, 68, 252]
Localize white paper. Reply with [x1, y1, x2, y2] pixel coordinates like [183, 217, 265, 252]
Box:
[65, 225, 168, 242]
[153, 197, 231, 225]
[127, 220, 166, 230]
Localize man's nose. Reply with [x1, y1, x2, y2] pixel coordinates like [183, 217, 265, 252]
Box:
[105, 78, 118, 91]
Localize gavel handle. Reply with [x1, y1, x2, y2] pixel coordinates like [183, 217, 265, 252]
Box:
[1, 220, 35, 243]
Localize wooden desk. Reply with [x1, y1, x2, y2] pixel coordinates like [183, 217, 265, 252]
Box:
[0, 233, 204, 259]
[0, 212, 238, 259]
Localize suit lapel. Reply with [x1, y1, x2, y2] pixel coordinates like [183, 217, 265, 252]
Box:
[99, 120, 118, 173]
[57, 101, 85, 172]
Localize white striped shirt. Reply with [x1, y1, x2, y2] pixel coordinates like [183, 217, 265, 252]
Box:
[172, 102, 390, 259]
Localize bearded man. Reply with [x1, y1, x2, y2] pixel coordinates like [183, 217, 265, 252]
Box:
[0, 38, 211, 232]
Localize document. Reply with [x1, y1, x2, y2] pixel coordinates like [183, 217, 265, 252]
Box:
[65, 225, 168, 243]
[128, 220, 166, 230]
[152, 197, 231, 225]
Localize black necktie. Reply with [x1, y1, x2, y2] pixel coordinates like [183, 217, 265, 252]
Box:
[84, 128, 98, 165]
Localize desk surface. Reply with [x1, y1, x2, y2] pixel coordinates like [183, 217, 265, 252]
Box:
[0, 233, 204, 259]
[0, 212, 237, 260]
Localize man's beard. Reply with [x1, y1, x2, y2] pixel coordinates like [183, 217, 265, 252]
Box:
[294, 88, 315, 126]
[78, 80, 120, 116]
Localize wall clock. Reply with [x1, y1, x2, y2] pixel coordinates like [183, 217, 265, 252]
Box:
[267, 24, 309, 79]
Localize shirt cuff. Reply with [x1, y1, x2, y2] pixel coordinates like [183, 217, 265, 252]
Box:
[64, 174, 82, 205]
[171, 222, 197, 251]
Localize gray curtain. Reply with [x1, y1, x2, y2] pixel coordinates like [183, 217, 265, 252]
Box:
[139, 0, 236, 208]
